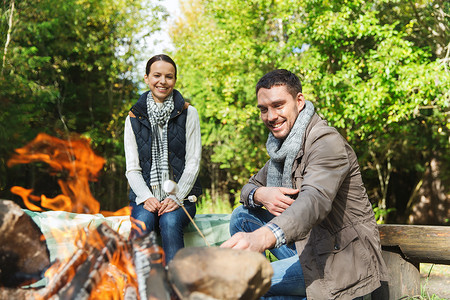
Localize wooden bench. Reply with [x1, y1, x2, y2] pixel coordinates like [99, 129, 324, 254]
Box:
[378, 225, 450, 300]
[186, 218, 450, 299]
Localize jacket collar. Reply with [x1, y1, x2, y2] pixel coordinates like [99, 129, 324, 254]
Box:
[295, 113, 322, 161]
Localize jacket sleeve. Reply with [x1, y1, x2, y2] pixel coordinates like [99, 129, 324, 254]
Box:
[270, 126, 351, 242]
[240, 161, 269, 207]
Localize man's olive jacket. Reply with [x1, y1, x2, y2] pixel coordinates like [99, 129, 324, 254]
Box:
[241, 113, 388, 300]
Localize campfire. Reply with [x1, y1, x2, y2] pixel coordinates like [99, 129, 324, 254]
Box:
[2, 133, 163, 299]
[1, 134, 272, 300]
[7, 133, 129, 216]
[0, 199, 173, 299]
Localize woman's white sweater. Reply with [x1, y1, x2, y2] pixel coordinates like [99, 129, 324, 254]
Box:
[124, 105, 201, 205]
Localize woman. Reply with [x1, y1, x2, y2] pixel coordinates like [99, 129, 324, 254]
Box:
[124, 54, 202, 263]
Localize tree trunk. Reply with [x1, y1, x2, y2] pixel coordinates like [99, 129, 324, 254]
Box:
[2, 0, 15, 75]
[407, 156, 449, 224]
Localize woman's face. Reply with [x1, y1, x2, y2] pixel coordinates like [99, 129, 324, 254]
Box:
[144, 60, 176, 103]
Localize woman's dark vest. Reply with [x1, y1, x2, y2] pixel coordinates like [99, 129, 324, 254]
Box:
[128, 89, 202, 203]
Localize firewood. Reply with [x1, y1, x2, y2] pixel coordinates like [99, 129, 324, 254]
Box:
[132, 231, 173, 300]
[0, 200, 50, 287]
[39, 223, 132, 300]
[0, 286, 37, 299]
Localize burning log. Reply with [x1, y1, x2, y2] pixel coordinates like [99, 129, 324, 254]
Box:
[0, 198, 173, 300]
[0, 200, 50, 287]
[1, 199, 273, 300]
[38, 223, 135, 300]
[34, 221, 175, 300]
[133, 231, 174, 300]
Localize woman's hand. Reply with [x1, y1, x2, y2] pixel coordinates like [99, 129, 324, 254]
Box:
[158, 197, 180, 216]
[143, 197, 161, 213]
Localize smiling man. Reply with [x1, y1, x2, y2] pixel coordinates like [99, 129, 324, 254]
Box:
[221, 69, 388, 300]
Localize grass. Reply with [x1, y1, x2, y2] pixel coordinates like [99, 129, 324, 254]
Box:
[196, 189, 235, 214]
[397, 264, 450, 300]
[417, 263, 450, 300]
[421, 263, 450, 278]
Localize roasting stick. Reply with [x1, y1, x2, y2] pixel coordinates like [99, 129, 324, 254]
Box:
[163, 180, 211, 247]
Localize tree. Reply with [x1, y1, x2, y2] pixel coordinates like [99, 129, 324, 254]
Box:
[171, 0, 292, 205]
[0, 0, 167, 210]
[170, 0, 449, 223]
[284, 0, 449, 223]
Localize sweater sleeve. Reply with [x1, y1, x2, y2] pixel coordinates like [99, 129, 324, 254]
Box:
[124, 115, 154, 205]
[175, 105, 202, 201]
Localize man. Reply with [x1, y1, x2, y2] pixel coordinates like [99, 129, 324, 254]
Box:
[221, 69, 388, 299]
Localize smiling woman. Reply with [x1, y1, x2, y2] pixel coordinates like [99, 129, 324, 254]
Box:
[144, 58, 177, 103]
[124, 54, 203, 264]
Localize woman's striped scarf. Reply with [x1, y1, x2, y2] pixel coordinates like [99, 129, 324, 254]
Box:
[146, 92, 174, 201]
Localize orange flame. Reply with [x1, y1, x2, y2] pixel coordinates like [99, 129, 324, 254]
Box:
[90, 264, 129, 300]
[37, 225, 138, 300]
[7, 133, 129, 216]
[90, 238, 137, 300]
[130, 217, 147, 237]
[102, 206, 132, 217]
[8, 133, 138, 299]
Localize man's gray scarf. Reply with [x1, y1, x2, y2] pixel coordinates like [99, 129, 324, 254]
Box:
[266, 101, 315, 188]
[147, 92, 174, 201]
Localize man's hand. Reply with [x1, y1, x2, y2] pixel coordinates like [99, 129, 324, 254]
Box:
[158, 197, 180, 216]
[254, 187, 298, 216]
[143, 197, 161, 213]
[220, 226, 276, 252]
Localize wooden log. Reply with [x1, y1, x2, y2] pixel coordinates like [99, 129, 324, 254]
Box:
[0, 286, 38, 299]
[0, 200, 50, 287]
[378, 224, 450, 264]
[39, 223, 132, 300]
[381, 246, 420, 300]
[378, 224, 450, 300]
[132, 231, 172, 300]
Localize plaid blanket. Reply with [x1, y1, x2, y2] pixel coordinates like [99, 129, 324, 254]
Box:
[24, 210, 231, 262]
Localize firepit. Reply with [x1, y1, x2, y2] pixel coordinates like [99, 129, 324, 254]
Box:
[1, 134, 272, 299]
[0, 200, 270, 300]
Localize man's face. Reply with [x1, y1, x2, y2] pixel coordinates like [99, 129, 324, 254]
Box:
[257, 85, 305, 140]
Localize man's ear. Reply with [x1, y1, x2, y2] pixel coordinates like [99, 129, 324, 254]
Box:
[296, 92, 305, 112]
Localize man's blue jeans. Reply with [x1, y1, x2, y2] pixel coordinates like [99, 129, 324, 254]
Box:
[130, 200, 196, 263]
[229, 205, 307, 300]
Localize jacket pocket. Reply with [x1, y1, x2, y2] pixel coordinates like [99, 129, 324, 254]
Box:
[315, 226, 373, 296]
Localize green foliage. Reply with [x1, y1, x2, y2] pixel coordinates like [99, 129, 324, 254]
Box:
[196, 189, 235, 214]
[372, 203, 395, 224]
[0, 0, 167, 209]
[171, 0, 289, 196]
[171, 0, 449, 221]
